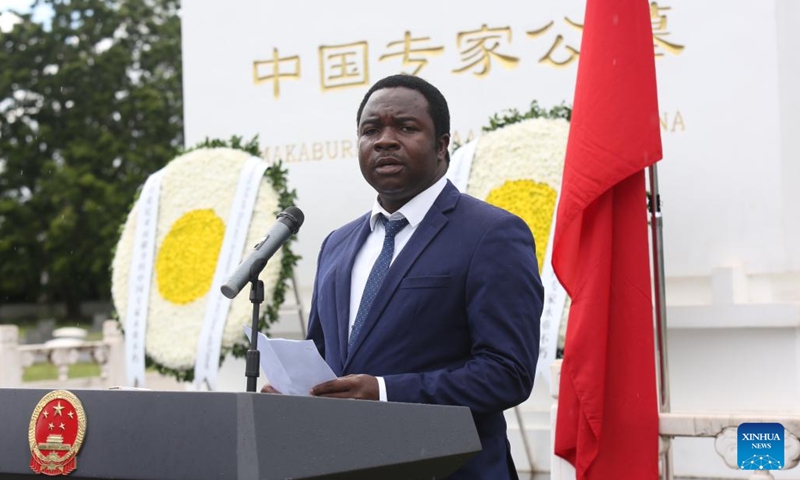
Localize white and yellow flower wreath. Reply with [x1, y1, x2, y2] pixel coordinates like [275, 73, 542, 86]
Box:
[111, 138, 298, 381]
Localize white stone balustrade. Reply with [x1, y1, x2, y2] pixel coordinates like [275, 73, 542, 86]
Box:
[549, 360, 800, 480]
[0, 320, 125, 388]
[661, 415, 800, 480]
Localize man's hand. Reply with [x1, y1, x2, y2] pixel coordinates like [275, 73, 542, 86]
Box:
[260, 383, 281, 394]
[311, 374, 379, 400]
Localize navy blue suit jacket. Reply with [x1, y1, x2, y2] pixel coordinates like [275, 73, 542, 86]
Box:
[307, 181, 544, 479]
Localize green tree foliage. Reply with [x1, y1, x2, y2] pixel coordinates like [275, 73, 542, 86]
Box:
[0, 0, 182, 318]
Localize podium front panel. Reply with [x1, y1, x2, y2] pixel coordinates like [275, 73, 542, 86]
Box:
[0, 388, 480, 480]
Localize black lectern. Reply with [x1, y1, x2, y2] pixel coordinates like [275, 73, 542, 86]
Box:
[0, 389, 480, 480]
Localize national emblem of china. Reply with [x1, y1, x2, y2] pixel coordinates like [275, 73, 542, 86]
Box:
[28, 390, 87, 476]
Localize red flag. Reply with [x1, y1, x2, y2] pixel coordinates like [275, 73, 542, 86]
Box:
[552, 0, 663, 479]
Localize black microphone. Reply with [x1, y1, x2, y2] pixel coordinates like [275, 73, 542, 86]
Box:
[220, 206, 304, 299]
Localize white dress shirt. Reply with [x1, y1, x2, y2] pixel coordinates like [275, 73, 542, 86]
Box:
[349, 175, 448, 401]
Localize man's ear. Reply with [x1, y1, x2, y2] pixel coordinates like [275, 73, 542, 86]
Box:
[437, 133, 451, 162]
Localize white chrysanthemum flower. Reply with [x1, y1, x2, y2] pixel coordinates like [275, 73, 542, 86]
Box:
[467, 117, 569, 199]
[111, 148, 282, 372]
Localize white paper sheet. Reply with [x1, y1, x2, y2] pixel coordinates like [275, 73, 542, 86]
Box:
[243, 326, 337, 396]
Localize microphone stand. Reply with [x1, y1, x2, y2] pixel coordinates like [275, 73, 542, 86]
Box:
[245, 276, 265, 393]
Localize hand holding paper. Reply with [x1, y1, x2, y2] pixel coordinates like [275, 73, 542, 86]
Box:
[244, 326, 337, 396]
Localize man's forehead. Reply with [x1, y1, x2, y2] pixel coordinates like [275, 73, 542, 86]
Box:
[361, 87, 429, 118]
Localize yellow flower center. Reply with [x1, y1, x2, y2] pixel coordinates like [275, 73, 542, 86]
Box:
[485, 180, 557, 271]
[156, 209, 225, 305]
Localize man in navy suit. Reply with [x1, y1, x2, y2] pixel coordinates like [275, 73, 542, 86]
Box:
[271, 74, 543, 479]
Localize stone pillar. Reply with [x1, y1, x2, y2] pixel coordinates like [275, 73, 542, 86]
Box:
[0, 325, 22, 387]
[103, 320, 126, 388]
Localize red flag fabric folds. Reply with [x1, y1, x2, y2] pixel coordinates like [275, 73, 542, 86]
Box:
[552, 0, 663, 479]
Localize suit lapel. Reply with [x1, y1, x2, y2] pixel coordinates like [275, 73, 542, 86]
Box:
[335, 214, 372, 365]
[344, 182, 460, 369]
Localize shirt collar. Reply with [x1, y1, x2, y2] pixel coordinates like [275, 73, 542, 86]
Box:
[368, 176, 448, 231]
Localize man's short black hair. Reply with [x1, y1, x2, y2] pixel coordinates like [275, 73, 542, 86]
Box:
[356, 74, 450, 141]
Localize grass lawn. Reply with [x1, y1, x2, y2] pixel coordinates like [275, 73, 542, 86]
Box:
[85, 330, 102, 341]
[23, 362, 101, 382]
[16, 324, 28, 340]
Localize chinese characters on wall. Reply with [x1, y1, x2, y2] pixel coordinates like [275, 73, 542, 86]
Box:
[252, 2, 684, 99]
